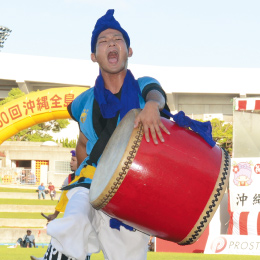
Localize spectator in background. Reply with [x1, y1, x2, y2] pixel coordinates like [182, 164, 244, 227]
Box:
[37, 183, 46, 199]
[15, 229, 36, 248]
[20, 170, 26, 184]
[48, 182, 56, 200]
[28, 171, 36, 184]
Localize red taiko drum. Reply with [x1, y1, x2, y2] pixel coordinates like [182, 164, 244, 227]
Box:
[89, 109, 230, 245]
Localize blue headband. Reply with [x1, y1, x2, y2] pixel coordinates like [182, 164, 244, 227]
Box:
[70, 150, 76, 157]
[91, 9, 130, 53]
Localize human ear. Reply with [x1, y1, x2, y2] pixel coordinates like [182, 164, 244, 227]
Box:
[91, 53, 97, 62]
[128, 47, 133, 57]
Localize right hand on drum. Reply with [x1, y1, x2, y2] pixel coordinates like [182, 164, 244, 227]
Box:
[134, 101, 170, 144]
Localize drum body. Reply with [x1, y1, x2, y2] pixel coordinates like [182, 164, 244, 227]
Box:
[89, 109, 230, 245]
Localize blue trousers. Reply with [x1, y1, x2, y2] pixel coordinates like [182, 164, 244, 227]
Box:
[38, 190, 45, 199]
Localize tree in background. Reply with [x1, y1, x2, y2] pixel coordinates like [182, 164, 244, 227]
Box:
[0, 88, 25, 104]
[57, 138, 77, 148]
[196, 118, 233, 155]
[0, 88, 70, 144]
[211, 118, 233, 156]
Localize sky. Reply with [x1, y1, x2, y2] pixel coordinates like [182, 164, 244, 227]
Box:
[1, 0, 260, 68]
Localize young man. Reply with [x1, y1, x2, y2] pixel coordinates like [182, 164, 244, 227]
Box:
[15, 229, 36, 248]
[31, 9, 169, 260]
[65, 150, 77, 186]
[37, 183, 46, 200]
[48, 182, 56, 200]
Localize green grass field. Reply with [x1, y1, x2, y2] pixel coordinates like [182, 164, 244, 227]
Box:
[1, 246, 260, 260]
[0, 187, 38, 193]
[0, 212, 63, 219]
[0, 187, 61, 193]
[1, 187, 259, 259]
[0, 198, 63, 222]
[0, 196, 62, 228]
[0, 198, 58, 205]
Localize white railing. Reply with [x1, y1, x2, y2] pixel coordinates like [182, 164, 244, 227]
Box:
[0, 167, 36, 185]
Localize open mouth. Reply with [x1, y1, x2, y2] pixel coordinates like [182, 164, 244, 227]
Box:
[107, 51, 118, 64]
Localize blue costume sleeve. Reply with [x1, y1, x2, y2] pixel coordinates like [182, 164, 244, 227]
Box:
[137, 76, 167, 100]
[137, 77, 161, 92]
[68, 89, 91, 123]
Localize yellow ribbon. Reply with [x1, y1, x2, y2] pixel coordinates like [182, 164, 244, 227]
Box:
[55, 165, 96, 212]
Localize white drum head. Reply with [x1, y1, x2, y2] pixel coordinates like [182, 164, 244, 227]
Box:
[89, 109, 142, 208]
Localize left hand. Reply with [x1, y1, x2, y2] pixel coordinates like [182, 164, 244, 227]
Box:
[134, 101, 170, 144]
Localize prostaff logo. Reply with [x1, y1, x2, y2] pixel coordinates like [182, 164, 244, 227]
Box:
[80, 109, 88, 123]
[210, 236, 227, 253]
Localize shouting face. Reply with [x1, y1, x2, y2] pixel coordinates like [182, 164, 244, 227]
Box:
[91, 29, 133, 75]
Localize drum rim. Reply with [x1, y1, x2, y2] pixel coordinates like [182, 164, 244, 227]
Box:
[178, 148, 231, 245]
[90, 110, 144, 210]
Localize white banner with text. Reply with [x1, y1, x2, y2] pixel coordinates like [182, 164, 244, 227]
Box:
[230, 158, 260, 212]
[205, 235, 260, 255]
